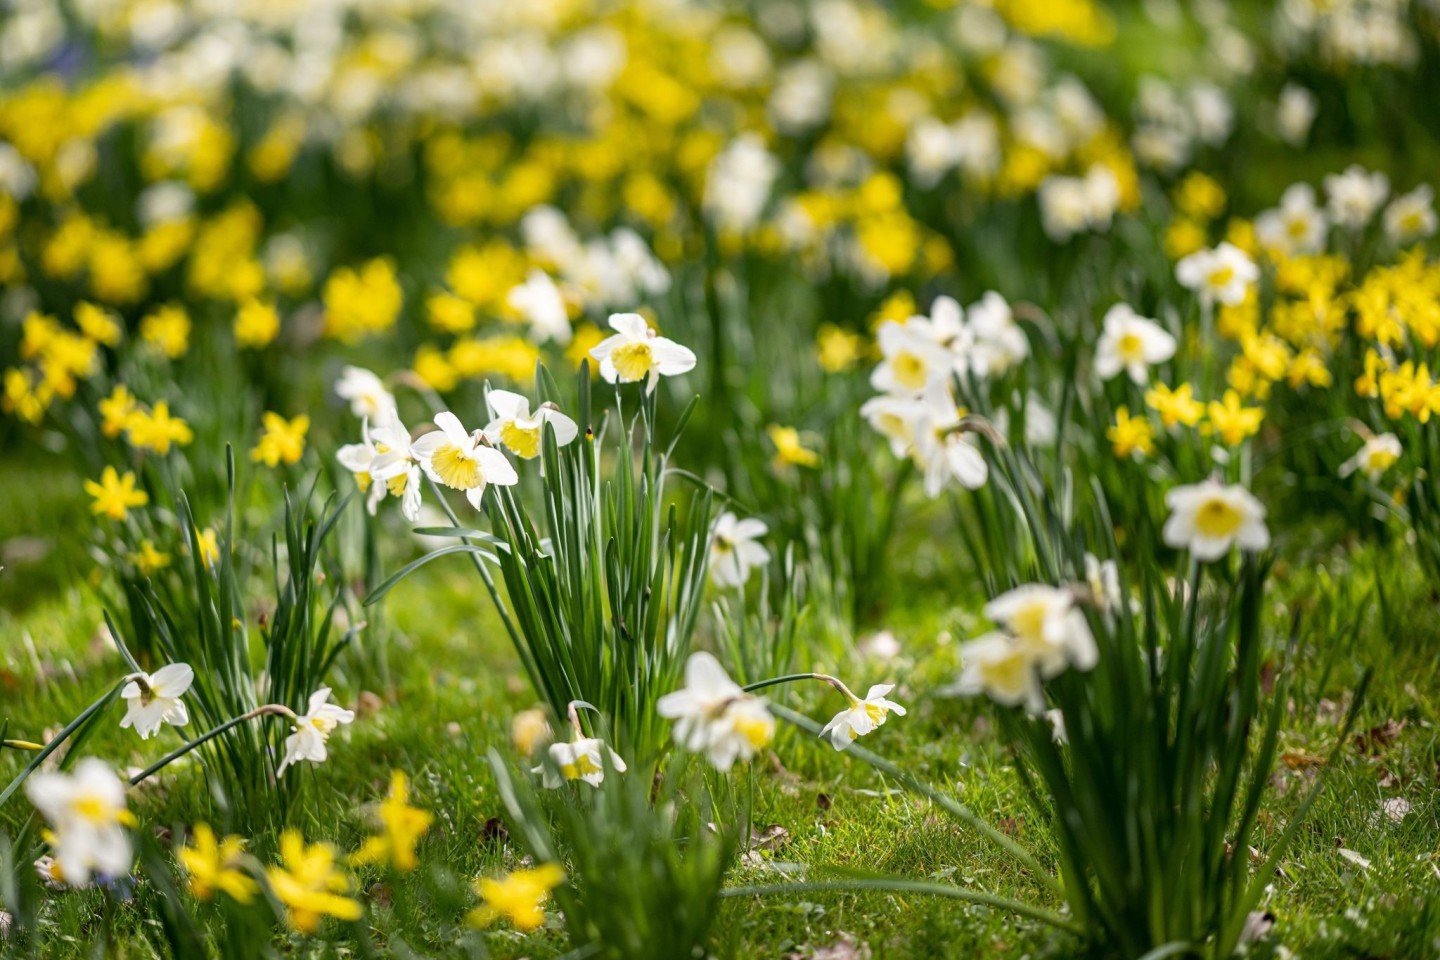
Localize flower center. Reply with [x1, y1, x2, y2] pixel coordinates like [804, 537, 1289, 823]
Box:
[432, 443, 481, 489]
[500, 420, 542, 459]
[732, 714, 773, 749]
[386, 472, 408, 496]
[1208, 265, 1235, 289]
[611, 341, 654, 382]
[1118, 332, 1144, 361]
[893, 351, 927, 390]
[559, 752, 602, 780]
[1194, 498, 1243, 538]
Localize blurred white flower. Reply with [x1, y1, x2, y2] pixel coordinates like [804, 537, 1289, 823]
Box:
[911, 381, 988, 497]
[335, 366, 395, 421]
[1383, 185, 1436, 245]
[338, 413, 421, 520]
[709, 512, 770, 589]
[1340, 433, 1402, 481]
[589, 313, 696, 393]
[871, 320, 951, 395]
[1176, 243, 1258, 307]
[506, 270, 571, 345]
[1162, 480, 1270, 561]
[1275, 84, 1318, 146]
[955, 633, 1045, 713]
[1324, 165, 1389, 230]
[483, 390, 578, 461]
[534, 736, 626, 788]
[985, 583, 1097, 676]
[1255, 184, 1328, 256]
[278, 688, 355, 777]
[26, 759, 134, 886]
[703, 134, 779, 233]
[657, 652, 774, 771]
[819, 683, 906, 750]
[967, 291, 1029, 377]
[1094, 303, 1176, 384]
[411, 412, 519, 510]
[120, 662, 193, 740]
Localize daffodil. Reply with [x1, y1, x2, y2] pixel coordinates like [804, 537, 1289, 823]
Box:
[511, 708, 553, 755]
[130, 539, 171, 574]
[965, 291, 1029, 378]
[1383, 185, 1436, 244]
[1108, 406, 1155, 459]
[483, 390, 578, 460]
[126, 401, 193, 454]
[335, 365, 396, 420]
[1162, 479, 1270, 561]
[337, 414, 421, 520]
[506, 269, 571, 344]
[84, 466, 148, 520]
[277, 687, 355, 777]
[98, 385, 139, 438]
[25, 758, 135, 886]
[1206, 390, 1264, 445]
[955, 633, 1045, 713]
[657, 652, 775, 771]
[467, 863, 565, 931]
[233, 299, 280, 349]
[1176, 242, 1258, 307]
[819, 683, 906, 750]
[350, 771, 433, 873]
[180, 825, 258, 904]
[1324, 165, 1388, 230]
[984, 583, 1097, 677]
[534, 736, 627, 788]
[1340, 434, 1402, 481]
[589, 312, 695, 392]
[1145, 382, 1205, 429]
[1255, 183, 1327, 256]
[251, 412, 309, 467]
[120, 662, 193, 740]
[909, 381, 988, 496]
[139, 304, 191, 359]
[767, 424, 820, 469]
[709, 512, 770, 588]
[194, 526, 221, 568]
[74, 302, 122, 346]
[1094, 303, 1175, 384]
[411, 411, 519, 509]
[266, 831, 362, 933]
[870, 320, 951, 394]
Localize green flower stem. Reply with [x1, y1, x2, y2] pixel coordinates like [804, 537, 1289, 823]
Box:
[767, 703, 1061, 898]
[128, 704, 295, 787]
[742, 673, 859, 702]
[722, 877, 1081, 933]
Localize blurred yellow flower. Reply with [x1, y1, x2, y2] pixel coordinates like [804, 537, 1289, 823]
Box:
[126, 401, 193, 454]
[195, 527, 221, 569]
[323, 258, 403, 343]
[817, 324, 865, 373]
[233, 300, 280, 349]
[467, 863, 565, 932]
[180, 825, 258, 904]
[1144, 382, 1204, 429]
[1107, 406, 1155, 459]
[140, 304, 191, 359]
[1206, 390, 1264, 445]
[768, 424, 820, 469]
[130, 539, 171, 575]
[1174, 172, 1226, 221]
[84, 467, 148, 521]
[349, 772, 433, 874]
[251, 412, 310, 467]
[99, 385, 139, 438]
[266, 831, 361, 934]
[74, 302, 122, 346]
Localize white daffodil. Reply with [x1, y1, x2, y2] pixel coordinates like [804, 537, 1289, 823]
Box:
[657, 652, 775, 771]
[1176, 242, 1258, 308]
[119, 662, 193, 740]
[709, 512, 770, 589]
[1383, 185, 1437, 245]
[966, 291, 1029, 377]
[1094, 303, 1176, 384]
[1324, 165, 1389, 230]
[911, 380, 988, 497]
[589, 313, 697, 393]
[819, 683, 906, 750]
[955, 633, 1045, 713]
[25, 758, 135, 885]
[1162, 479, 1270, 561]
[1255, 184, 1328, 256]
[507, 269, 572, 344]
[984, 583, 1097, 676]
[483, 390, 579, 460]
[411, 412, 519, 510]
[860, 393, 924, 457]
[909, 295, 972, 362]
[1083, 553, 1126, 615]
[871, 320, 952, 395]
[1340, 433, 1402, 481]
[335, 366, 395, 420]
[337, 414, 422, 520]
[534, 737, 627, 788]
[277, 687, 355, 777]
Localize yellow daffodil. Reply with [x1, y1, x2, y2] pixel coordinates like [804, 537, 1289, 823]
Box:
[74, 302, 122, 347]
[467, 863, 565, 932]
[139, 304, 191, 359]
[767, 424, 820, 469]
[816, 324, 865, 373]
[350, 772, 433, 874]
[1205, 390, 1264, 445]
[180, 825, 258, 904]
[130, 539, 171, 575]
[1107, 406, 1155, 459]
[126, 401, 193, 454]
[233, 300, 280, 349]
[1144, 382, 1204, 429]
[194, 527, 220, 568]
[250, 412, 309, 467]
[99, 385, 139, 438]
[84, 467, 148, 521]
[266, 831, 362, 934]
